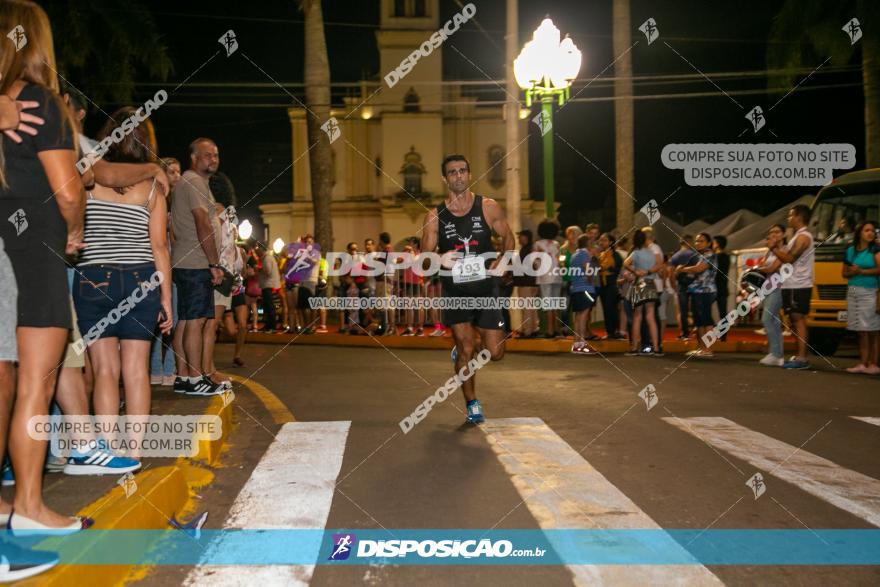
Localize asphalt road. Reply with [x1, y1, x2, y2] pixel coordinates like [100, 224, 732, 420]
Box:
[145, 342, 880, 587]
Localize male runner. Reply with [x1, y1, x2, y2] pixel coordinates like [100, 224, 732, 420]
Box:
[421, 155, 514, 424]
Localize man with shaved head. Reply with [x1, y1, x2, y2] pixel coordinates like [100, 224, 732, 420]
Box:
[170, 138, 225, 396]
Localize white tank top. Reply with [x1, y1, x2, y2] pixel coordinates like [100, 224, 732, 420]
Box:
[782, 227, 814, 289]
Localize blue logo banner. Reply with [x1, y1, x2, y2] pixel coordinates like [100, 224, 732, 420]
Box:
[4, 529, 879, 566]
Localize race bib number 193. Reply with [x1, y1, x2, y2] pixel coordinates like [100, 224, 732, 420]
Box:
[452, 255, 486, 284]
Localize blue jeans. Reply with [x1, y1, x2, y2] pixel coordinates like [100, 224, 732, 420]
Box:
[150, 282, 178, 376]
[74, 263, 161, 341]
[761, 288, 784, 359]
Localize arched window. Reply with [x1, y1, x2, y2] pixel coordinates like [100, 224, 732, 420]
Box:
[488, 145, 505, 189]
[399, 146, 427, 197]
[394, 0, 427, 17]
[404, 87, 420, 112]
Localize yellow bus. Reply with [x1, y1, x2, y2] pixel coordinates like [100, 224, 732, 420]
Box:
[806, 168, 880, 355]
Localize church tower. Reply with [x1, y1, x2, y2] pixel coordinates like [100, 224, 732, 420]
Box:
[261, 0, 533, 250]
[376, 0, 444, 202]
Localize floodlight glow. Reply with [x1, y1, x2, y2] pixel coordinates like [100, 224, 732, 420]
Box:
[514, 19, 581, 92]
[239, 219, 253, 240]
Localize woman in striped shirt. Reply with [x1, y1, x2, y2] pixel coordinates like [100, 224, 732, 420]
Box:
[72, 107, 172, 461]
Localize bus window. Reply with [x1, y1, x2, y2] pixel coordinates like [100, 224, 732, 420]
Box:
[811, 191, 880, 244]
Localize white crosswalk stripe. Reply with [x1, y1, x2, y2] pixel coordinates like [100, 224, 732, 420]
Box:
[663, 416, 880, 528]
[482, 417, 724, 586]
[184, 421, 351, 586]
[851, 416, 880, 428]
[194, 414, 880, 584]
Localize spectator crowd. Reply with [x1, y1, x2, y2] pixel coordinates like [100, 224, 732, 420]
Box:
[250, 207, 878, 375]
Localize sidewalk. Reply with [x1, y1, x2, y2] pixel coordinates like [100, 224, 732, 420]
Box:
[231, 325, 798, 354]
[6, 384, 237, 586]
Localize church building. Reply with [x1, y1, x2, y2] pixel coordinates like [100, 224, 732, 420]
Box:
[259, 0, 544, 249]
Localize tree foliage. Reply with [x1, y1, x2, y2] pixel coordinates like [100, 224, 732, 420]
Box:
[43, 0, 172, 106]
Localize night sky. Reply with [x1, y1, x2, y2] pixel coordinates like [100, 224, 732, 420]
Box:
[61, 0, 867, 237]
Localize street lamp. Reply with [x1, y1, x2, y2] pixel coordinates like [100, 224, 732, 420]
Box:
[272, 237, 285, 255]
[514, 18, 582, 219]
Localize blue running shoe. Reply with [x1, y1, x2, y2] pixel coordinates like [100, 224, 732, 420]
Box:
[63, 449, 141, 476]
[0, 540, 59, 582]
[466, 399, 485, 424]
[451, 346, 458, 363]
[783, 357, 810, 370]
[1, 463, 14, 486]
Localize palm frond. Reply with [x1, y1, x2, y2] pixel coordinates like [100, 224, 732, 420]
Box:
[766, 0, 855, 88]
[45, 0, 173, 105]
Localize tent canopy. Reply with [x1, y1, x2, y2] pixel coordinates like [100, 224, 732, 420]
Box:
[727, 195, 813, 251]
[700, 209, 764, 239]
[633, 212, 687, 253]
[682, 219, 708, 235]
[633, 207, 766, 254]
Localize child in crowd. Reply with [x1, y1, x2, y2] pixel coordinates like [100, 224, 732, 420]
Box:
[569, 235, 598, 354]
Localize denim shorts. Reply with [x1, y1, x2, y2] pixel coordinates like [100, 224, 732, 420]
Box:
[74, 263, 161, 342]
[173, 268, 214, 320]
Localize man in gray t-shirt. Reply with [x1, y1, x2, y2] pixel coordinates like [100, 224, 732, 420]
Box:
[170, 138, 226, 396]
[171, 169, 221, 269]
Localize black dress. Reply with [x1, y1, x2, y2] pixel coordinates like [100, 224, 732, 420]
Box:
[0, 83, 75, 328]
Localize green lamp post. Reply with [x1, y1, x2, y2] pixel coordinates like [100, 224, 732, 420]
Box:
[514, 18, 582, 219]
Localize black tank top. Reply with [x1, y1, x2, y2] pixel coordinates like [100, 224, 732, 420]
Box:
[437, 195, 493, 255]
[436, 195, 495, 293]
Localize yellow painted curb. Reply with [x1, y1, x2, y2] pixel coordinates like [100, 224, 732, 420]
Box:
[19, 377, 282, 587]
[191, 393, 235, 466]
[226, 373, 295, 424]
[19, 464, 202, 587]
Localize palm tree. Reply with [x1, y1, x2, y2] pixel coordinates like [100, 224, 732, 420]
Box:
[45, 1, 172, 105]
[768, 0, 880, 167]
[299, 0, 334, 251]
[612, 0, 634, 233]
